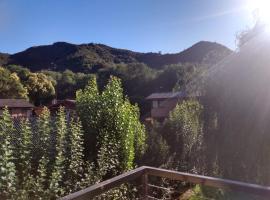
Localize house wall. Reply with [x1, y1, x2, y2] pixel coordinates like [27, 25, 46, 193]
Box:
[150, 98, 179, 120]
[0, 108, 32, 118]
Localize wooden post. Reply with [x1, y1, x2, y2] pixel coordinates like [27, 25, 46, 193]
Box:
[142, 173, 149, 200]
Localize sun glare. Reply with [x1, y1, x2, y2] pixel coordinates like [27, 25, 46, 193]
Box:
[247, 0, 270, 26]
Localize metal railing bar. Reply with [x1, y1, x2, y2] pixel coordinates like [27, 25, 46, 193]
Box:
[60, 166, 147, 200]
[60, 166, 270, 199]
[145, 166, 270, 197]
[148, 184, 171, 191]
[147, 196, 162, 200]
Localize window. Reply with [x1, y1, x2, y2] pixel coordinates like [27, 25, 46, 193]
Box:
[153, 100, 159, 108]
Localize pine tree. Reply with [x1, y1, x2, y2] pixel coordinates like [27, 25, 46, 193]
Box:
[0, 107, 17, 199]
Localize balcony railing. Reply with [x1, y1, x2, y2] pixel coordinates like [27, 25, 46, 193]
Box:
[60, 166, 270, 200]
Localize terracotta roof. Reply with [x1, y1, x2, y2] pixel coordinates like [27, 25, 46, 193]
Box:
[0, 99, 34, 108]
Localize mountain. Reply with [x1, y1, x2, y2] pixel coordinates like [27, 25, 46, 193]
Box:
[0, 53, 9, 66]
[136, 41, 232, 68]
[2, 41, 232, 72]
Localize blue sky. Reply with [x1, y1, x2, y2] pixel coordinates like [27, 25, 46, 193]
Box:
[0, 0, 253, 54]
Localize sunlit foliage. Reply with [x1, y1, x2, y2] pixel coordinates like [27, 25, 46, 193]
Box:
[0, 67, 28, 99]
[76, 76, 146, 177]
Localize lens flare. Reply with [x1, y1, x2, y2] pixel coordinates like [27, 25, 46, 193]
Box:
[247, 0, 270, 26]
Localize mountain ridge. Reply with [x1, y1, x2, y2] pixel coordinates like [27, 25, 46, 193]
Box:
[0, 41, 232, 72]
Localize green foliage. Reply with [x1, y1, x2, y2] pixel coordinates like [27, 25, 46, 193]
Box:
[77, 76, 146, 178]
[0, 53, 8, 66]
[25, 72, 55, 105]
[189, 185, 225, 200]
[162, 100, 203, 172]
[0, 67, 28, 99]
[65, 118, 85, 192]
[6, 41, 231, 72]
[49, 107, 69, 198]
[34, 107, 52, 198]
[0, 107, 93, 199]
[189, 185, 264, 200]
[0, 66, 55, 105]
[0, 108, 17, 199]
[3, 40, 230, 116]
[139, 125, 170, 167]
[203, 28, 270, 184]
[5, 65, 31, 82]
[17, 118, 36, 199]
[42, 69, 95, 99]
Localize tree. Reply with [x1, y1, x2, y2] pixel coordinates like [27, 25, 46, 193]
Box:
[49, 107, 68, 198]
[65, 118, 85, 192]
[139, 125, 169, 167]
[0, 108, 17, 199]
[0, 106, 91, 199]
[76, 76, 146, 178]
[236, 22, 265, 49]
[162, 100, 203, 172]
[25, 72, 55, 105]
[5, 65, 31, 82]
[203, 26, 270, 183]
[35, 107, 52, 198]
[18, 118, 36, 199]
[0, 67, 28, 99]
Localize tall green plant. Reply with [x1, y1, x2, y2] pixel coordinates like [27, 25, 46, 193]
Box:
[49, 107, 68, 198]
[0, 107, 91, 199]
[76, 76, 146, 178]
[0, 108, 17, 199]
[65, 118, 85, 192]
[163, 100, 203, 172]
[17, 118, 36, 199]
[35, 107, 52, 198]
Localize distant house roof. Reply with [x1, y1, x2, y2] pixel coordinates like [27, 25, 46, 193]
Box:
[146, 91, 188, 100]
[48, 99, 76, 111]
[0, 99, 34, 108]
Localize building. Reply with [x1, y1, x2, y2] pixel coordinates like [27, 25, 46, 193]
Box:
[33, 99, 76, 117]
[146, 91, 198, 121]
[48, 99, 76, 115]
[0, 99, 34, 118]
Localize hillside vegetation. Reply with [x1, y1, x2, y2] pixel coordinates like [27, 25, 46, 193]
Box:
[0, 53, 9, 66]
[0, 41, 231, 114]
[0, 41, 232, 72]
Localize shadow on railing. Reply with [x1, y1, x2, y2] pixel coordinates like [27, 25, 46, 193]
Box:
[60, 166, 270, 200]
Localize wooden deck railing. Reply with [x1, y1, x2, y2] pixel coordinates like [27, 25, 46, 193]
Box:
[60, 166, 270, 200]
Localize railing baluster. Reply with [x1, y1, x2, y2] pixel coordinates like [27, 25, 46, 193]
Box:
[142, 173, 149, 200]
[60, 166, 270, 199]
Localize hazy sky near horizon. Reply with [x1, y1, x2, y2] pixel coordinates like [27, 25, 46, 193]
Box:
[0, 0, 254, 54]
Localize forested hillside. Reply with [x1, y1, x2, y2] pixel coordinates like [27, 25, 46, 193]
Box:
[0, 53, 9, 65]
[0, 41, 232, 72]
[0, 41, 231, 114]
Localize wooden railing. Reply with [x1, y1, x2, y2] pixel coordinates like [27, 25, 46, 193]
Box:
[60, 166, 270, 200]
